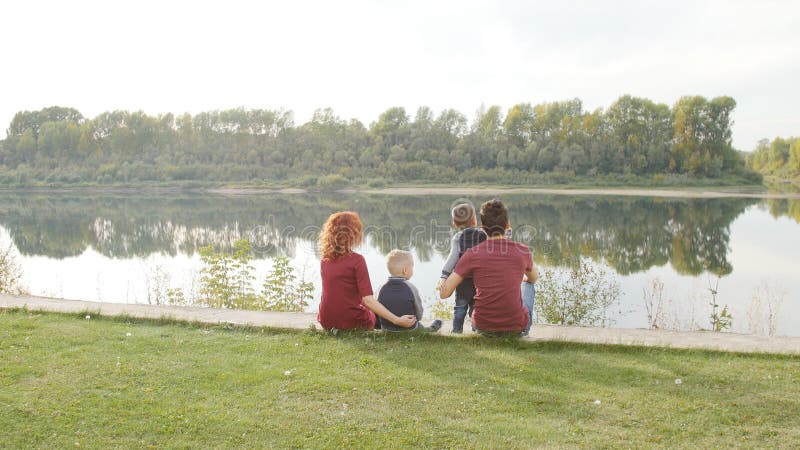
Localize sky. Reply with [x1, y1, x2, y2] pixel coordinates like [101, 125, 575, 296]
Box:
[1, 0, 798, 150]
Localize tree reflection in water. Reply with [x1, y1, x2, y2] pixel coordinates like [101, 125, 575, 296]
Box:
[0, 192, 768, 276]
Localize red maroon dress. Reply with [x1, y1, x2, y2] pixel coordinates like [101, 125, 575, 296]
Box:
[318, 252, 376, 330]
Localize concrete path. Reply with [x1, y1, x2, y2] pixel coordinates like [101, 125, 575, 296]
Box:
[3, 293, 799, 355]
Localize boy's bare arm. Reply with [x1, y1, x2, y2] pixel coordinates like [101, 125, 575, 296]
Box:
[439, 272, 463, 299]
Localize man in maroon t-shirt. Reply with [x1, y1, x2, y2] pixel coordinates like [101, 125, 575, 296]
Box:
[439, 199, 539, 334]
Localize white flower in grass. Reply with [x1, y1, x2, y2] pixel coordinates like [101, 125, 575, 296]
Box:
[284, 370, 292, 376]
[85, 315, 91, 320]
[594, 400, 601, 405]
[126, 332, 132, 337]
[675, 378, 682, 385]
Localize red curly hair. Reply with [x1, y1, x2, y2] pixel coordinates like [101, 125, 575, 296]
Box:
[319, 211, 364, 261]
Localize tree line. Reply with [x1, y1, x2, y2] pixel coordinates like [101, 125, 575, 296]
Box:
[0, 96, 759, 186]
[746, 136, 800, 180]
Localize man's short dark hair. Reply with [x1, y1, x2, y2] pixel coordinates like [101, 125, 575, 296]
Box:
[480, 199, 508, 237]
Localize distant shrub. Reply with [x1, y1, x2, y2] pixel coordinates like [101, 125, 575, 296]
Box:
[741, 168, 764, 183]
[182, 180, 207, 188]
[317, 174, 350, 189]
[0, 245, 27, 295]
[295, 175, 318, 187]
[366, 178, 386, 188]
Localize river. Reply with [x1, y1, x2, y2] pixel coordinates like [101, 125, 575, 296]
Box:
[2, 191, 798, 336]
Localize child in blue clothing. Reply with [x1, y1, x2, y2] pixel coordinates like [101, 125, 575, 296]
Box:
[377, 250, 442, 332]
[438, 203, 486, 333]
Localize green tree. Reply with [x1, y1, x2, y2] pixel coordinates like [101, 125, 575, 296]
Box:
[198, 240, 257, 309]
[6, 106, 82, 137]
[0, 98, 753, 187]
[38, 121, 80, 161]
[503, 103, 535, 149]
[473, 105, 504, 141]
[606, 95, 672, 174]
[789, 139, 800, 172]
[15, 130, 37, 164]
[260, 256, 313, 312]
[672, 96, 737, 176]
[371, 107, 410, 149]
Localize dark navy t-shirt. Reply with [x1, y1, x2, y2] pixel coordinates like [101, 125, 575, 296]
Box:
[377, 277, 422, 331]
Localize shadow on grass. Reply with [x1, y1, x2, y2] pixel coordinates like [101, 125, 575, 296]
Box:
[4, 308, 799, 448]
[4, 307, 797, 362]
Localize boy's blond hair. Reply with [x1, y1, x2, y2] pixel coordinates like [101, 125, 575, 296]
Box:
[386, 249, 413, 276]
[451, 203, 476, 228]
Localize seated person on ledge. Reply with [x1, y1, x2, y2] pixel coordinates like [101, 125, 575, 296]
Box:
[317, 212, 416, 332]
[377, 249, 442, 332]
[438, 199, 538, 335]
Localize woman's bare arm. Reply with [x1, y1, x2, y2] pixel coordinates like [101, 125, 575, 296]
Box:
[362, 295, 416, 328]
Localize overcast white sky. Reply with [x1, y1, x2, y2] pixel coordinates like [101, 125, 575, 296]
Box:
[1, 0, 798, 150]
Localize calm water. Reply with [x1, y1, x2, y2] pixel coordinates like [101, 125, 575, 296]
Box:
[2, 192, 799, 336]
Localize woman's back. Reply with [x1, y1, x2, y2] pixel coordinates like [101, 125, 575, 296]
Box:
[318, 252, 375, 330]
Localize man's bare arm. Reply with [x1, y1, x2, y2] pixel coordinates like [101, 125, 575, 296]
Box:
[523, 256, 539, 284]
[438, 272, 464, 299]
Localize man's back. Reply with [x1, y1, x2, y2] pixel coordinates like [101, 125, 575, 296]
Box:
[454, 240, 531, 332]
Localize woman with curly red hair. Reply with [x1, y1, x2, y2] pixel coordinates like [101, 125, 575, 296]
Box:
[317, 211, 417, 331]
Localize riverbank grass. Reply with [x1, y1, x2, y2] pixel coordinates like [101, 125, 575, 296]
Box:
[2, 310, 798, 448]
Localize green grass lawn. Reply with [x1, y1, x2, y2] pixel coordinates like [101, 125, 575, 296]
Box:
[1, 310, 798, 448]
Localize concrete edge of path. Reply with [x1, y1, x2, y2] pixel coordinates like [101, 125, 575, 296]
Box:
[2, 293, 799, 355]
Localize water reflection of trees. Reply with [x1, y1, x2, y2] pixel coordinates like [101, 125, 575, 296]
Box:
[509, 197, 755, 275]
[0, 193, 762, 275]
[765, 199, 800, 224]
